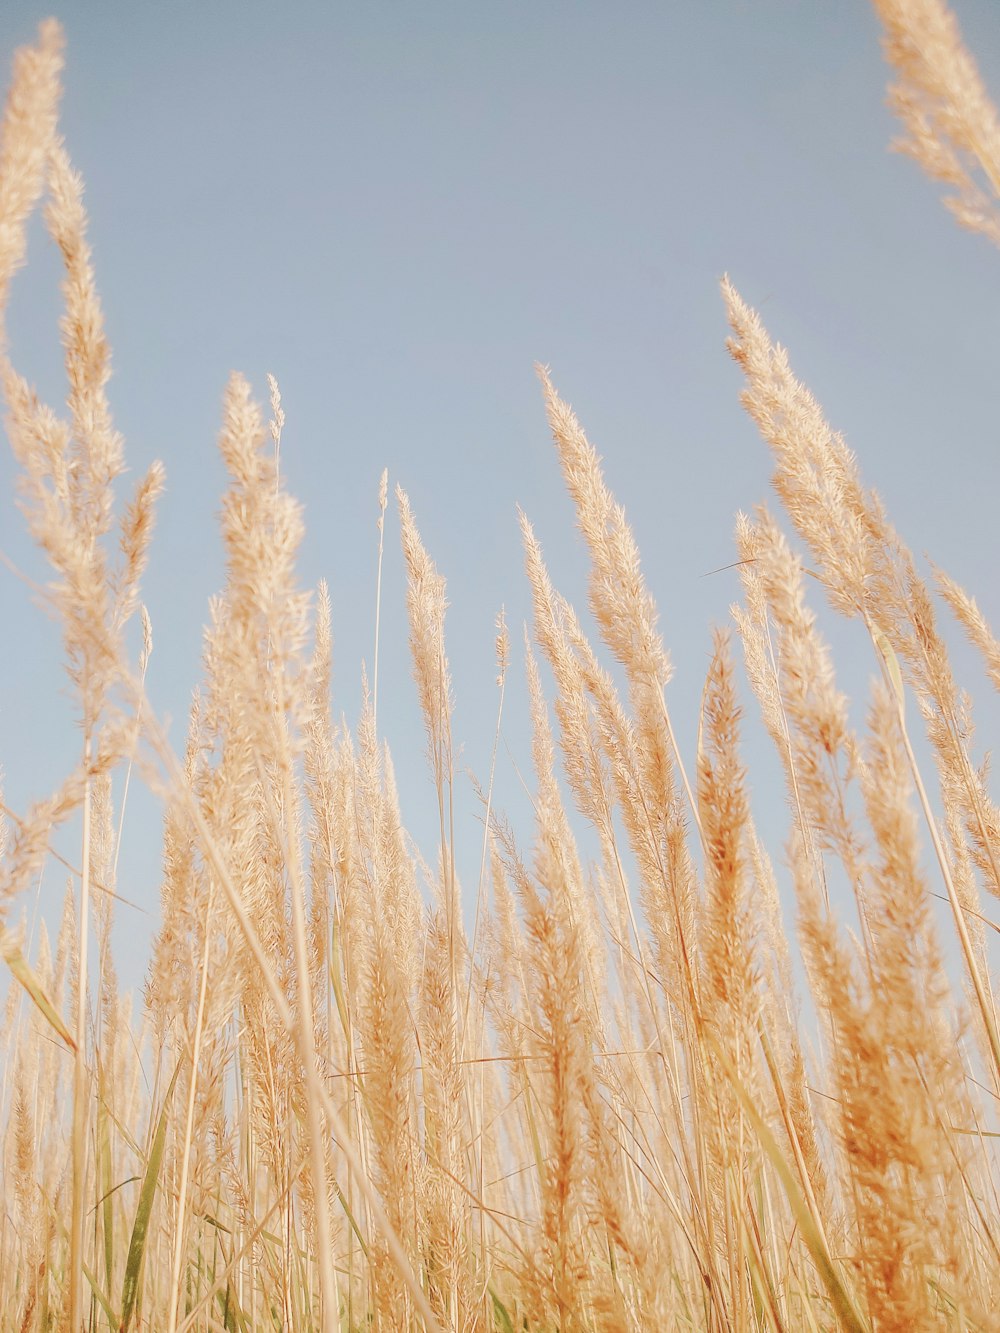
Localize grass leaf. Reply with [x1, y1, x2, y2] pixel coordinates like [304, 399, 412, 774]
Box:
[0, 925, 76, 1050]
[490, 1287, 516, 1333]
[119, 1059, 182, 1332]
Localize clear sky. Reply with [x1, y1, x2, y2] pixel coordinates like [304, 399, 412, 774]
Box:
[1, 1, 999, 1000]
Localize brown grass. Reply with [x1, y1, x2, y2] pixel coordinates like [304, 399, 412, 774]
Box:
[2, 2, 1000, 1330]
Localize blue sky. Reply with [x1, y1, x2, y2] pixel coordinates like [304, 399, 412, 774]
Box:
[1, 1, 999, 998]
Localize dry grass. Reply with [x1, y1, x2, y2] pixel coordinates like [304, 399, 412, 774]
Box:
[2, 1, 1000, 1329]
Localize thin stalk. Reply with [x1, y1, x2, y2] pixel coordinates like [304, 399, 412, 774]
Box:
[870, 624, 1000, 1084]
[68, 737, 93, 1333]
[165, 881, 216, 1333]
[896, 699, 1000, 1084]
[657, 688, 706, 850]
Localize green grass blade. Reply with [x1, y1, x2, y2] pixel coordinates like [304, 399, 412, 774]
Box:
[334, 1181, 369, 1258]
[489, 1287, 516, 1333]
[120, 1058, 182, 1332]
[83, 1257, 122, 1329]
[216, 1277, 249, 1333]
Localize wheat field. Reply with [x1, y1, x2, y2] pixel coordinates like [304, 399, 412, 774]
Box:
[2, 2, 1000, 1330]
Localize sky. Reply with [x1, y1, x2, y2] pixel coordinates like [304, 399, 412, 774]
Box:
[1, 0, 999, 1001]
